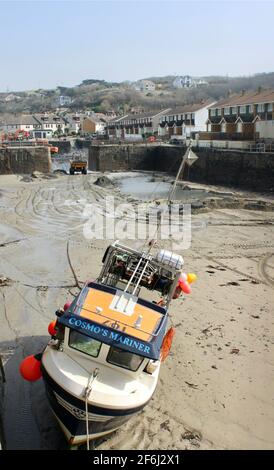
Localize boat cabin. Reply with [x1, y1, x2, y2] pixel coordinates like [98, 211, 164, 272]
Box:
[55, 242, 182, 378]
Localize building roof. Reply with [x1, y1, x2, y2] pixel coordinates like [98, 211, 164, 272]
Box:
[4, 114, 39, 126]
[83, 114, 106, 124]
[34, 113, 65, 124]
[210, 89, 274, 109]
[162, 100, 214, 116]
[62, 112, 85, 123]
[117, 109, 170, 122]
[106, 115, 129, 125]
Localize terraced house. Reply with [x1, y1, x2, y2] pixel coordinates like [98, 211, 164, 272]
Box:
[107, 109, 170, 139]
[206, 89, 274, 141]
[158, 100, 214, 139]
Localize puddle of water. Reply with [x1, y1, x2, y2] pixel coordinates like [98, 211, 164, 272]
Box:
[116, 175, 211, 201]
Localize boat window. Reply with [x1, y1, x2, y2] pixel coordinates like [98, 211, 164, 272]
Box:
[69, 330, 101, 358]
[107, 346, 143, 372]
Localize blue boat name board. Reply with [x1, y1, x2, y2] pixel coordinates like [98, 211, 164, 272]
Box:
[67, 316, 151, 355]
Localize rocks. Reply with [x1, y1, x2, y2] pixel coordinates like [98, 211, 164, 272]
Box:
[230, 348, 240, 354]
[191, 201, 205, 210]
[243, 200, 267, 211]
[94, 176, 114, 187]
[53, 169, 67, 175]
[20, 176, 33, 183]
[31, 171, 43, 179]
[0, 276, 12, 286]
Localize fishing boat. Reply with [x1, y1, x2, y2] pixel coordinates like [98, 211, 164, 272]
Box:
[41, 242, 185, 447]
[19, 145, 198, 448]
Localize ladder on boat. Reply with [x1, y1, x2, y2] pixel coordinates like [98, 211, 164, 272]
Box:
[124, 254, 151, 296]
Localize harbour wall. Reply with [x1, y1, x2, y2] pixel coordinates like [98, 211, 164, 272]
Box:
[0, 146, 51, 174]
[88, 144, 274, 191]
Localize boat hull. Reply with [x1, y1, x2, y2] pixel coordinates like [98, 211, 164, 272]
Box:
[41, 365, 148, 445]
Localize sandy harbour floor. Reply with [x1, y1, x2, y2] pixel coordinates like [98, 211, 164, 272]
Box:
[0, 172, 274, 450]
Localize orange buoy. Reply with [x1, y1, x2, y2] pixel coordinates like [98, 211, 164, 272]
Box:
[48, 320, 57, 336]
[160, 327, 175, 362]
[19, 354, 42, 381]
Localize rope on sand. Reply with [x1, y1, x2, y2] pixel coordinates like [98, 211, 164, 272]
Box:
[66, 241, 82, 290]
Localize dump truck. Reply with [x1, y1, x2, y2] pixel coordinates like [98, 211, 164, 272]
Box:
[69, 160, 87, 175]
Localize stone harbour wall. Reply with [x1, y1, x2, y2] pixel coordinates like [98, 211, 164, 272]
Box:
[0, 146, 51, 174]
[89, 144, 274, 191]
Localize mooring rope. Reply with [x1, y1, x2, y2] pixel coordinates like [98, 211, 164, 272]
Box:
[84, 368, 99, 450]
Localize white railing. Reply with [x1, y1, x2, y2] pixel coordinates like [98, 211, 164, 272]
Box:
[249, 143, 274, 153]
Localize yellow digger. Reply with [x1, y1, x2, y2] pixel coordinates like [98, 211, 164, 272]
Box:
[69, 160, 87, 175]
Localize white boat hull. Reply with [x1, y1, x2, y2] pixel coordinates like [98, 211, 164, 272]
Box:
[41, 350, 158, 445]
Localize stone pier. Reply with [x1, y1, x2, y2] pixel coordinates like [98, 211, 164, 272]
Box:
[0, 146, 51, 174]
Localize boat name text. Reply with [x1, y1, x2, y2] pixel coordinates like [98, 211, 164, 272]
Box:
[68, 317, 151, 354]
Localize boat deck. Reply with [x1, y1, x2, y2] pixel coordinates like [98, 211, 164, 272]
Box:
[74, 285, 163, 342]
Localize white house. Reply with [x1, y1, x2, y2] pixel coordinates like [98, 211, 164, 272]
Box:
[3, 115, 40, 133]
[59, 95, 72, 106]
[34, 113, 66, 134]
[158, 100, 215, 139]
[173, 76, 209, 89]
[134, 80, 156, 93]
[62, 112, 83, 133]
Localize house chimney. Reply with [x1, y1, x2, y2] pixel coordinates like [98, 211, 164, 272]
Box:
[241, 89, 246, 96]
[257, 86, 262, 94]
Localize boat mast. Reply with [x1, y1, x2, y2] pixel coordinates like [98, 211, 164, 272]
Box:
[167, 143, 191, 204]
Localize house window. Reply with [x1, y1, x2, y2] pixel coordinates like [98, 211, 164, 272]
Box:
[247, 105, 252, 114]
[239, 106, 246, 114]
[187, 114, 191, 119]
[224, 107, 230, 115]
[257, 103, 265, 112]
[231, 107, 237, 114]
[267, 103, 273, 112]
[210, 109, 216, 117]
[216, 109, 221, 116]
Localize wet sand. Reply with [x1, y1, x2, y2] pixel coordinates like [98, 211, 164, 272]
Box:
[0, 173, 274, 450]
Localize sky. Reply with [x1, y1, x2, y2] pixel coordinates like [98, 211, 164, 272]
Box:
[0, 0, 274, 91]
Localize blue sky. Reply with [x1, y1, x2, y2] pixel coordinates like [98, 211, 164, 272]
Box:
[1, 0, 274, 91]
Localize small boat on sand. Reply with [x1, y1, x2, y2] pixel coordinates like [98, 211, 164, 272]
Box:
[41, 241, 185, 446]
